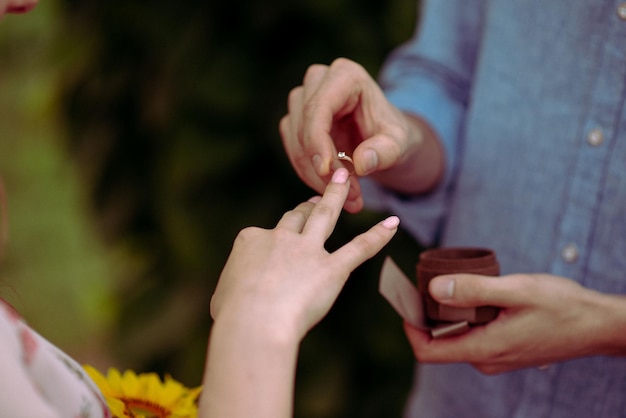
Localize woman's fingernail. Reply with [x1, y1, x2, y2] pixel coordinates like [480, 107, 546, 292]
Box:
[382, 216, 400, 229]
[308, 196, 322, 203]
[430, 277, 455, 301]
[362, 149, 378, 174]
[331, 167, 349, 184]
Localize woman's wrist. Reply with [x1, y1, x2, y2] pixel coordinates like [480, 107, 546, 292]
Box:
[202, 310, 300, 418]
[212, 302, 303, 349]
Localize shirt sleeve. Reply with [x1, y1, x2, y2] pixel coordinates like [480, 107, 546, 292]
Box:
[0, 307, 60, 418]
[361, 0, 485, 246]
[0, 300, 110, 418]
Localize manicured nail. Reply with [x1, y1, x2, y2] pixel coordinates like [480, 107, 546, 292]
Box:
[308, 196, 322, 203]
[331, 167, 349, 184]
[362, 149, 379, 174]
[430, 277, 455, 301]
[382, 216, 400, 229]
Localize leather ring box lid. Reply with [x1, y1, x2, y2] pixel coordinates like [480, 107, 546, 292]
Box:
[416, 248, 500, 325]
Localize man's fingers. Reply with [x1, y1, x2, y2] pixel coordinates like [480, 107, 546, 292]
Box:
[302, 64, 329, 101]
[353, 132, 405, 174]
[280, 110, 330, 196]
[403, 320, 491, 364]
[429, 274, 541, 309]
[301, 59, 372, 176]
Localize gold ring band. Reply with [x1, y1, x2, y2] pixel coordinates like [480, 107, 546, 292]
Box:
[336, 151, 355, 175]
[337, 151, 353, 164]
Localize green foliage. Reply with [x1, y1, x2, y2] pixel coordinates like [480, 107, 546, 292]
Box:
[54, 0, 422, 416]
[0, 0, 115, 363]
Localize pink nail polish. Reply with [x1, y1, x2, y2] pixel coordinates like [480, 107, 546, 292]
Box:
[331, 168, 349, 184]
[382, 216, 400, 229]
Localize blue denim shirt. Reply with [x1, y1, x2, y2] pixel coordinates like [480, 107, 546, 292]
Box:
[361, 0, 626, 416]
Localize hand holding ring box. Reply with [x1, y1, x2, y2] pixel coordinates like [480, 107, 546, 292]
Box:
[379, 247, 500, 338]
[417, 247, 500, 325]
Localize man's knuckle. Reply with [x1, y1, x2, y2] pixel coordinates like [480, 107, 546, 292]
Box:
[303, 64, 327, 83]
[287, 86, 302, 108]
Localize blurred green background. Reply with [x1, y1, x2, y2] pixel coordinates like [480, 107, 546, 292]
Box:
[0, 0, 425, 416]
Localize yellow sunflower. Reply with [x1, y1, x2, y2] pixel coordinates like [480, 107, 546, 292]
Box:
[84, 366, 202, 418]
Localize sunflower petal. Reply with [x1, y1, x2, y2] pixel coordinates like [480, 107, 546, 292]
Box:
[84, 366, 201, 418]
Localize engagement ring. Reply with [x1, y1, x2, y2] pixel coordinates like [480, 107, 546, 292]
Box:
[336, 151, 355, 175]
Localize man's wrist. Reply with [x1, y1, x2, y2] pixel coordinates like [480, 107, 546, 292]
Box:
[596, 293, 626, 356]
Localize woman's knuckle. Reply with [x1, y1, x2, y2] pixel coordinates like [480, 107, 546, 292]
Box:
[236, 226, 261, 242]
[353, 234, 375, 254]
[312, 203, 334, 217]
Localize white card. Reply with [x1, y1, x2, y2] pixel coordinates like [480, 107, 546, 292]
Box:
[378, 256, 469, 338]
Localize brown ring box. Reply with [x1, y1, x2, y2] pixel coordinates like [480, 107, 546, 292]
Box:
[417, 247, 500, 326]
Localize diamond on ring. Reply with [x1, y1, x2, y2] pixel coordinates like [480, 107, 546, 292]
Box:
[336, 151, 355, 175]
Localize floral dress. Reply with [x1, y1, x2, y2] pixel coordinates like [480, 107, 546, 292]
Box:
[0, 298, 111, 418]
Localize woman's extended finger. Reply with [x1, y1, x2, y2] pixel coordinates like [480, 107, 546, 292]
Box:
[331, 215, 400, 272]
[275, 199, 319, 233]
[301, 168, 350, 240]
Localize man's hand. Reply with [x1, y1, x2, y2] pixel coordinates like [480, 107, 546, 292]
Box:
[404, 273, 626, 374]
[279, 58, 442, 213]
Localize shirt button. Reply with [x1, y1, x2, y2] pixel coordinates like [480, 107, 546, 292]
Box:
[561, 244, 579, 263]
[587, 128, 604, 146]
[618, 3, 626, 20]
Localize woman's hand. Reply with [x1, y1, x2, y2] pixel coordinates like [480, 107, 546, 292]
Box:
[210, 167, 399, 340]
[279, 58, 443, 213]
[404, 273, 626, 374]
[202, 168, 398, 418]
